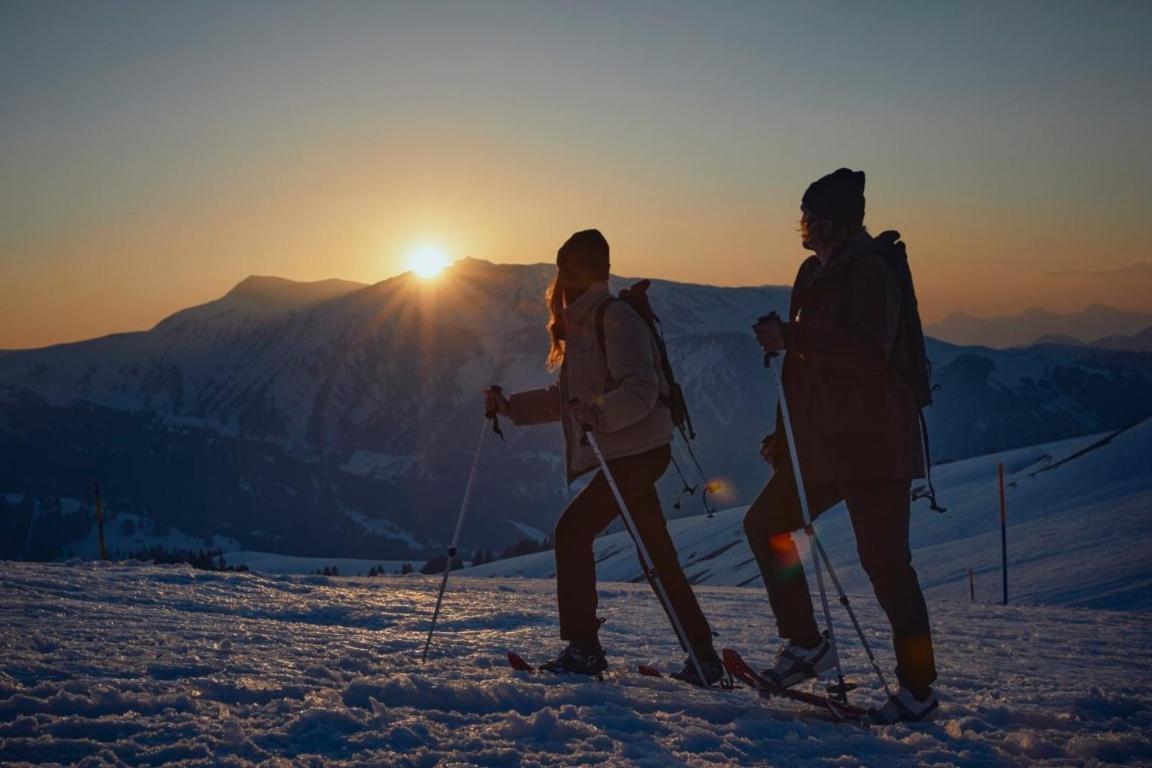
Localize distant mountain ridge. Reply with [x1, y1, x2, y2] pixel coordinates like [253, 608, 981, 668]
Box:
[2, 259, 1151, 562]
[1091, 325, 1152, 352]
[927, 304, 1152, 349]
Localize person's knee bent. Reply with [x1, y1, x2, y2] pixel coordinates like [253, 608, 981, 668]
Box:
[742, 507, 763, 541]
[744, 500, 795, 543]
[864, 560, 921, 598]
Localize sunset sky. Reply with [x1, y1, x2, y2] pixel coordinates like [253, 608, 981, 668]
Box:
[2, 0, 1150, 349]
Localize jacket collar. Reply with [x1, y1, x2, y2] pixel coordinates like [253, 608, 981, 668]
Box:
[818, 230, 876, 275]
[562, 281, 611, 327]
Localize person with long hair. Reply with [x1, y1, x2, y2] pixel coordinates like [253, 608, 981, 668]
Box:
[485, 229, 723, 685]
[746, 169, 939, 723]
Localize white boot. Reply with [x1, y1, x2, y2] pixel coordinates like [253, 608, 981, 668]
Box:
[762, 636, 836, 688]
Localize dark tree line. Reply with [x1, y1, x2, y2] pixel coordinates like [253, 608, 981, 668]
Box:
[125, 545, 249, 572]
[419, 536, 554, 574]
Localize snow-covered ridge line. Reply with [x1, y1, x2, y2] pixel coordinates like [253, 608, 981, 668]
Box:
[1, 257, 1150, 561]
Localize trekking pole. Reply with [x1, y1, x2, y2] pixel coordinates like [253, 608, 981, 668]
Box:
[761, 321, 894, 698]
[757, 316, 849, 699]
[583, 427, 709, 687]
[809, 532, 893, 697]
[420, 395, 502, 662]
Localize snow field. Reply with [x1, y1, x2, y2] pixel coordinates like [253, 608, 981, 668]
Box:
[2, 561, 1150, 766]
[462, 421, 1152, 612]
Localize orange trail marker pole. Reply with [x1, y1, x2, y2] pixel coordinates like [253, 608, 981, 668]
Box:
[998, 464, 1008, 606]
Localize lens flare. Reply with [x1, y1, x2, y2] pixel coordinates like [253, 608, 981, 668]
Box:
[704, 477, 737, 505]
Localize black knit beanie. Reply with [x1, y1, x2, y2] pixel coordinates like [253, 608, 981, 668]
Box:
[802, 168, 866, 226]
[557, 229, 610, 281]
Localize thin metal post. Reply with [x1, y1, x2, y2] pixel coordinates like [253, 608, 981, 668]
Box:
[810, 533, 893, 697]
[421, 417, 489, 661]
[766, 355, 849, 698]
[999, 463, 1008, 606]
[94, 481, 108, 562]
[585, 431, 709, 687]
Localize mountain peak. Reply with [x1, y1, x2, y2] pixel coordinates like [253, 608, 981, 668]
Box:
[226, 275, 367, 302]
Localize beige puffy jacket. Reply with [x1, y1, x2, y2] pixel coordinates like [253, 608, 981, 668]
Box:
[507, 282, 674, 481]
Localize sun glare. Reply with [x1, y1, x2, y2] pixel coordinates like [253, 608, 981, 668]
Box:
[408, 244, 449, 279]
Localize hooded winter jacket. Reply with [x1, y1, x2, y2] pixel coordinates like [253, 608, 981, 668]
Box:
[775, 231, 926, 482]
[506, 282, 674, 481]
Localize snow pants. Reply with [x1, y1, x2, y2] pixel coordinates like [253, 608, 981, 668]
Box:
[743, 465, 938, 695]
[554, 443, 715, 658]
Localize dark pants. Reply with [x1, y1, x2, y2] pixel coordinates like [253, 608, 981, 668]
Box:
[554, 444, 715, 657]
[743, 464, 937, 695]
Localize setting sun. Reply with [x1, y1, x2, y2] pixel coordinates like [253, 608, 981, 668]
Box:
[408, 244, 449, 279]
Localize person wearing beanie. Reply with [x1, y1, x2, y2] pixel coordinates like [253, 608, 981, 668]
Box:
[484, 229, 724, 686]
[745, 170, 940, 723]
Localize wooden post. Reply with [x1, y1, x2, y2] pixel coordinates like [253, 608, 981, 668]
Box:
[94, 481, 108, 562]
[998, 463, 1008, 606]
[968, 568, 975, 602]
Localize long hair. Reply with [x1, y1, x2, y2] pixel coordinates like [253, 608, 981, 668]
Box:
[546, 229, 610, 370]
[545, 275, 566, 371]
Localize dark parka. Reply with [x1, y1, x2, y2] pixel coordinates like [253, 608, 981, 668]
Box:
[775, 232, 926, 483]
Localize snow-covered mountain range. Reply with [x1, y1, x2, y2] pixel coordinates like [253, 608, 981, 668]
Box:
[2, 258, 1151, 560]
[925, 303, 1152, 348]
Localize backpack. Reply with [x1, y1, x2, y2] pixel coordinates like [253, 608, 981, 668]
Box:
[594, 280, 696, 437]
[874, 231, 934, 408]
[594, 280, 715, 515]
[873, 231, 946, 512]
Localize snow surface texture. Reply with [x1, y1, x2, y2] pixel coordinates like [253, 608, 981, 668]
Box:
[2, 561, 1150, 767]
[464, 420, 1152, 612]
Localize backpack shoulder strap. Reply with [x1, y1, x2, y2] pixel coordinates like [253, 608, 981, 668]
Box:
[594, 296, 619, 357]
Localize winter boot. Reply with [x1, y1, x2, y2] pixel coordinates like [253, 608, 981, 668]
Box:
[762, 635, 836, 688]
[671, 649, 727, 687]
[868, 687, 940, 724]
[539, 641, 608, 677]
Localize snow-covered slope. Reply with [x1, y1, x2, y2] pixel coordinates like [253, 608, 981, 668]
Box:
[1, 561, 1149, 766]
[464, 419, 1152, 612]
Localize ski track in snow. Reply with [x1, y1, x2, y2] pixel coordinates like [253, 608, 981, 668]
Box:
[1, 562, 1150, 767]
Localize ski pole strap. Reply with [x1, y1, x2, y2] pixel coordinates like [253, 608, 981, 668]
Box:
[676, 432, 717, 517]
[669, 454, 697, 511]
[919, 411, 945, 513]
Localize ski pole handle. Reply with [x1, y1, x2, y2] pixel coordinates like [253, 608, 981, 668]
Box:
[486, 385, 505, 440]
[569, 398, 595, 446]
[756, 312, 783, 368]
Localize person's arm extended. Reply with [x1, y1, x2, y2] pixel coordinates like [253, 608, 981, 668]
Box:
[789, 253, 900, 374]
[506, 385, 563, 425]
[593, 303, 662, 432]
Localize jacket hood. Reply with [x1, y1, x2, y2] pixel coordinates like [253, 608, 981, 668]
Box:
[562, 282, 611, 328]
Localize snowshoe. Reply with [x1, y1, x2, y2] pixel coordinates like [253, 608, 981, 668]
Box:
[539, 642, 608, 676]
[670, 650, 728, 687]
[868, 687, 940, 724]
